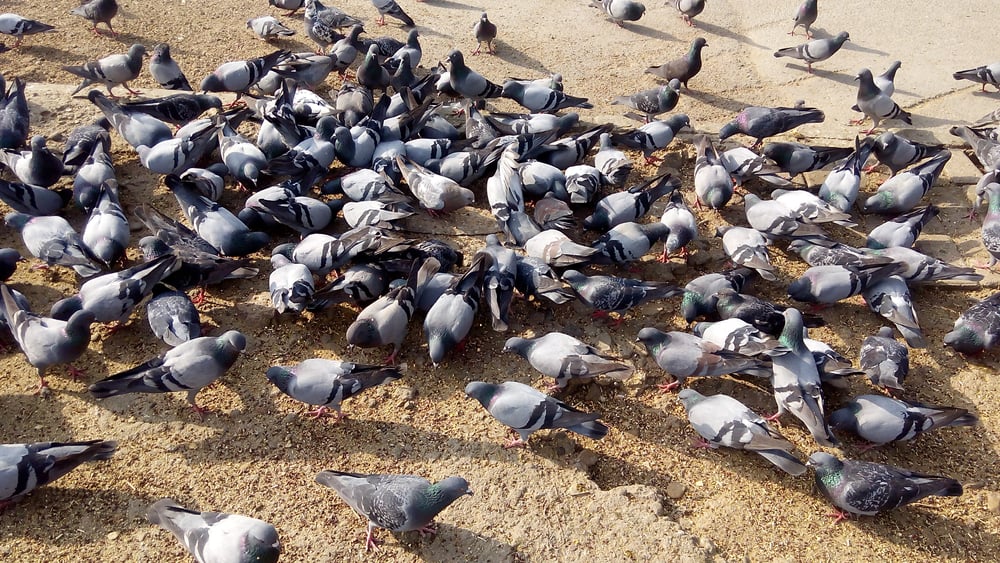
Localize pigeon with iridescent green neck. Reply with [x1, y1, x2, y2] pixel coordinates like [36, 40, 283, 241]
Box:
[944, 291, 1000, 355]
[829, 394, 977, 448]
[636, 327, 770, 392]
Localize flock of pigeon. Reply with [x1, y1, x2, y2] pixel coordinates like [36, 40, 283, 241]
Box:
[0, 0, 998, 560]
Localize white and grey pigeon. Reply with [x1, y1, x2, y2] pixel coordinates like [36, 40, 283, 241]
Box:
[671, 0, 704, 26]
[818, 136, 875, 211]
[0, 135, 63, 188]
[953, 62, 1000, 92]
[861, 276, 925, 348]
[853, 68, 912, 134]
[200, 50, 291, 104]
[773, 31, 850, 73]
[863, 150, 951, 215]
[165, 174, 270, 256]
[636, 327, 770, 392]
[424, 253, 490, 365]
[770, 189, 855, 226]
[690, 318, 781, 357]
[315, 470, 472, 552]
[583, 171, 679, 230]
[715, 225, 777, 281]
[594, 0, 645, 27]
[89, 330, 247, 414]
[149, 44, 192, 91]
[503, 332, 633, 391]
[865, 204, 939, 249]
[372, 0, 414, 27]
[743, 193, 826, 239]
[659, 189, 698, 260]
[592, 221, 669, 266]
[247, 16, 296, 41]
[267, 359, 403, 420]
[610, 80, 680, 123]
[5, 212, 101, 276]
[0, 440, 116, 506]
[874, 60, 902, 96]
[720, 146, 790, 188]
[501, 80, 592, 114]
[787, 262, 903, 305]
[145, 286, 201, 347]
[445, 49, 503, 101]
[611, 113, 690, 164]
[594, 132, 632, 186]
[396, 155, 475, 214]
[524, 229, 599, 268]
[147, 499, 281, 563]
[465, 380, 609, 447]
[789, 0, 817, 37]
[693, 134, 734, 209]
[63, 43, 145, 97]
[858, 326, 908, 391]
[829, 394, 977, 449]
[0, 13, 55, 47]
[87, 90, 173, 151]
[269, 252, 314, 315]
[677, 389, 807, 476]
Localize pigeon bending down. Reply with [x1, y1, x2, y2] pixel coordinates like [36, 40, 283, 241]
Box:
[465, 380, 609, 447]
[593, 0, 645, 27]
[636, 327, 770, 391]
[583, 171, 679, 230]
[0, 135, 64, 188]
[773, 32, 849, 73]
[719, 105, 825, 149]
[659, 189, 698, 260]
[787, 262, 903, 305]
[146, 286, 200, 347]
[871, 131, 945, 177]
[267, 359, 402, 420]
[807, 452, 962, 522]
[645, 37, 707, 89]
[862, 276, 925, 348]
[424, 253, 490, 365]
[372, 0, 414, 27]
[611, 80, 680, 123]
[504, 332, 633, 391]
[714, 288, 825, 336]
[0, 13, 55, 47]
[865, 205, 939, 249]
[679, 268, 754, 323]
[5, 212, 101, 276]
[944, 291, 1000, 355]
[0, 440, 116, 507]
[611, 113, 690, 164]
[147, 499, 281, 563]
[149, 44, 192, 91]
[316, 470, 472, 551]
[269, 253, 314, 315]
[200, 50, 291, 104]
[953, 62, 1000, 92]
[89, 330, 246, 414]
[247, 16, 296, 41]
[562, 269, 684, 323]
[64, 44, 145, 97]
[789, 0, 817, 37]
[693, 134, 734, 209]
[818, 135, 874, 211]
[473, 12, 496, 55]
[70, 0, 118, 36]
[715, 226, 776, 281]
[829, 394, 977, 449]
[677, 389, 806, 476]
[858, 326, 908, 391]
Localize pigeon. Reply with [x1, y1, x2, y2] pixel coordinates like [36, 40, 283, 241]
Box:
[680, 268, 754, 323]
[818, 136, 875, 211]
[122, 94, 223, 128]
[0, 440, 116, 506]
[871, 131, 945, 177]
[146, 499, 281, 563]
[0, 248, 21, 281]
[853, 68, 911, 134]
[645, 37, 707, 89]
[473, 12, 497, 55]
[761, 141, 853, 180]
[87, 90, 173, 151]
[504, 332, 633, 391]
[858, 326, 909, 391]
[862, 276, 925, 348]
[953, 62, 1000, 92]
[659, 190, 698, 260]
[770, 308, 838, 446]
[396, 155, 475, 214]
[716, 226, 778, 281]
[247, 16, 296, 41]
[677, 389, 807, 476]
[690, 318, 780, 357]
[719, 146, 790, 188]
[719, 105, 825, 149]
[445, 49, 503, 101]
[693, 134, 735, 209]
[671, 0, 704, 26]
[829, 394, 978, 448]
[269, 253, 314, 316]
[715, 288, 825, 336]
[806, 452, 962, 522]
[943, 291, 1000, 355]
[583, 172, 679, 230]
[0, 135, 64, 188]
[149, 44, 192, 91]
[981, 182, 1000, 266]
[769, 189, 854, 226]
[424, 253, 490, 365]
[304, 0, 361, 51]
[636, 327, 770, 391]
[64, 44, 145, 97]
[70, 0, 118, 36]
[562, 270, 684, 323]
[270, 0, 304, 15]
[789, 0, 818, 38]
[5, 212, 101, 276]
[864, 245, 982, 284]
[315, 470, 472, 551]
[465, 380, 609, 447]
[564, 165, 603, 204]
[372, 0, 414, 27]
[742, 193, 826, 239]
[201, 50, 291, 104]
[1, 284, 97, 392]
[0, 76, 30, 150]
[525, 229, 599, 268]
[165, 174, 270, 256]
[501, 80, 592, 114]
[610, 80, 680, 123]
[874, 60, 902, 96]
[865, 205, 938, 249]
[950, 125, 1000, 171]
[592, 221, 669, 265]
[774, 32, 849, 73]
[611, 113, 690, 164]
[594, 0, 645, 27]
[89, 330, 246, 414]
[787, 262, 903, 305]
[217, 116, 269, 191]
[145, 285, 200, 346]
[0, 13, 55, 47]
[267, 359, 402, 420]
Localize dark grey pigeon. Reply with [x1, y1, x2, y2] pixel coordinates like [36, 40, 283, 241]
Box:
[787, 262, 904, 305]
[953, 62, 1000, 92]
[0, 179, 70, 216]
[862, 276, 925, 348]
[562, 269, 684, 322]
[424, 253, 491, 365]
[774, 32, 849, 73]
[863, 150, 951, 215]
[611, 114, 690, 164]
[0, 440, 116, 505]
[871, 131, 946, 177]
[715, 288, 825, 336]
[200, 50, 291, 104]
[513, 255, 573, 305]
[789, 0, 817, 37]
[859, 326, 908, 391]
[267, 359, 402, 420]
[316, 470, 472, 552]
[594, 0, 645, 27]
[5, 212, 101, 276]
[829, 394, 977, 449]
[645, 37, 707, 89]
[0, 76, 30, 150]
[121, 94, 222, 127]
[807, 452, 962, 522]
[718, 105, 825, 149]
[944, 291, 1000, 355]
[504, 332, 633, 391]
[147, 499, 280, 563]
[677, 389, 806, 476]
[583, 171, 679, 231]
[0, 135, 64, 188]
[70, 0, 118, 36]
[446, 49, 502, 101]
[465, 380, 609, 447]
[761, 141, 853, 178]
[473, 12, 496, 55]
[610, 80, 680, 123]
[0, 248, 21, 281]
[146, 285, 201, 346]
[637, 327, 770, 391]
[165, 174, 270, 257]
[679, 268, 754, 323]
[149, 44, 192, 91]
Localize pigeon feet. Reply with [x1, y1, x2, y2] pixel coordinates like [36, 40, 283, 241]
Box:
[66, 365, 86, 381]
[34, 377, 50, 398]
[763, 412, 782, 423]
[502, 437, 527, 449]
[365, 529, 382, 552]
[827, 509, 851, 524]
[657, 379, 680, 393]
[691, 436, 714, 449]
[964, 207, 979, 222]
[416, 523, 438, 538]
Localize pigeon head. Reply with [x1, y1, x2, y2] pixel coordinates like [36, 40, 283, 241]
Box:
[200, 73, 225, 93]
[445, 50, 465, 70]
[138, 236, 171, 260]
[428, 476, 473, 506]
[50, 295, 84, 321]
[943, 326, 982, 355]
[245, 525, 281, 563]
[220, 330, 247, 352]
[692, 37, 708, 50]
[676, 388, 705, 410]
[828, 403, 861, 432]
[3, 212, 31, 231]
[635, 327, 667, 349]
[665, 113, 691, 133]
[346, 318, 380, 347]
[786, 277, 814, 304]
[777, 308, 807, 349]
[265, 366, 295, 393]
[152, 43, 171, 63]
[500, 80, 523, 99]
[501, 336, 529, 355]
[806, 452, 842, 473]
[718, 121, 739, 140]
[463, 381, 498, 407]
[835, 31, 850, 43]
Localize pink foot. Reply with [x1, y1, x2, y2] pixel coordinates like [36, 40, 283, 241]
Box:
[657, 379, 680, 393]
[763, 412, 782, 423]
[691, 436, 714, 449]
[417, 523, 438, 538]
[365, 528, 381, 552]
[66, 365, 86, 381]
[502, 437, 526, 449]
[827, 509, 851, 524]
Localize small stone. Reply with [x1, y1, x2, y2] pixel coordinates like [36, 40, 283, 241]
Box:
[698, 536, 716, 554]
[577, 449, 599, 469]
[585, 385, 603, 402]
[395, 386, 417, 401]
[106, 531, 119, 540]
[666, 481, 686, 499]
[282, 413, 298, 424]
[987, 491, 1000, 513]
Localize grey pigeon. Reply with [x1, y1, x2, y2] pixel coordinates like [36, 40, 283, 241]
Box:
[769, 308, 838, 446]
[0, 76, 30, 150]
[315, 470, 472, 551]
[829, 394, 977, 448]
[446, 49, 503, 101]
[218, 115, 268, 190]
[944, 291, 1000, 355]
[594, 132, 632, 186]
[473, 12, 496, 55]
[853, 68, 911, 134]
[89, 330, 246, 414]
[611, 113, 690, 164]
[5, 212, 100, 276]
[0, 440, 116, 505]
[269, 253, 314, 315]
[950, 125, 1000, 171]
[524, 229, 599, 268]
[123, 94, 223, 128]
[743, 193, 826, 239]
[680, 268, 754, 323]
[64, 44, 145, 97]
[564, 165, 603, 204]
[0, 135, 64, 188]
[0, 13, 55, 47]
[267, 359, 402, 420]
[147, 499, 280, 563]
[247, 16, 295, 41]
[357, 45, 391, 91]
[715, 288, 826, 336]
[583, 171, 679, 230]
[874, 60, 902, 96]
[562, 270, 684, 323]
[372, 0, 414, 27]
[70, 0, 118, 36]
[690, 318, 781, 357]
[501, 80, 592, 113]
[787, 262, 903, 305]
[146, 285, 200, 346]
[719, 105, 825, 149]
[953, 62, 1000, 92]
[659, 189, 698, 260]
[774, 31, 849, 73]
[715, 225, 777, 281]
[789, 0, 818, 37]
[761, 141, 853, 180]
[504, 332, 633, 391]
[678, 389, 806, 476]
[862, 276, 925, 348]
[806, 452, 962, 522]
[610, 80, 680, 123]
[87, 90, 173, 151]
[859, 326, 908, 390]
[149, 44, 192, 91]
[818, 135, 875, 211]
[636, 327, 770, 391]
[671, 0, 704, 26]
[646, 37, 707, 89]
[693, 134, 735, 209]
[592, 221, 669, 265]
[720, 146, 790, 188]
[479, 236, 517, 332]
[594, 0, 645, 27]
[201, 50, 291, 104]
[424, 253, 490, 365]
[865, 204, 938, 249]
[72, 143, 115, 212]
[871, 131, 945, 177]
[271, 0, 304, 14]
[1, 284, 96, 392]
[396, 155, 475, 214]
[513, 255, 574, 305]
[165, 174, 269, 256]
[465, 380, 609, 447]
[0, 247, 21, 281]
[304, 0, 360, 51]
[864, 245, 981, 284]
[769, 189, 854, 226]
[981, 182, 1000, 266]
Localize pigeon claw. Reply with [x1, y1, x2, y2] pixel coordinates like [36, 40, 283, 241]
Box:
[691, 436, 714, 449]
[416, 523, 438, 538]
[502, 437, 527, 449]
[657, 379, 680, 393]
[827, 509, 851, 524]
[66, 365, 86, 381]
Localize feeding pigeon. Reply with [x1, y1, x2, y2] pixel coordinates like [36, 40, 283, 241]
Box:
[864, 246, 981, 284]
[806, 452, 962, 522]
[774, 32, 849, 73]
[818, 135, 875, 211]
[719, 105, 825, 149]
[5, 212, 101, 276]
[636, 327, 770, 391]
[593, 0, 645, 27]
[953, 62, 1000, 92]
[0, 13, 55, 47]
[315, 470, 472, 551]
[981, 181, 1000, 266]
[424, 253, 490, 365]
[0, 248, 21, 281]
[396, 155, 475, 214]
[690, 318, 781, 357]
[594, 133, 632, 186]
[201, 50, 291, 105]
[761, 141, 853, 181]
[145, 285, 201, 347]
[787, 262, 903, 305]
[70, 0, 118, 36]
[858, 326, 909, 391]
[0, 440, 116, 506]
[943, 291, 1000, 355]
[146, 499, 281, 563]
[659, 190, 698, 260]
[715, 226, 777, 281]
[789, 0, 817, 37]
[269, 253, 314, 316]
[165, 174, 270, 256]
[677, 389, 806, 476]
[64, 44, 145, 97]
[583, 171, 679, 230]
[865, 205, 939, 249]
[89, 330, 246, 414]
[671, 0, 704, 26]
[829, 394, 977, 448]
[769, 189, 854, 226]
[473, 12, 496, 55]
[87, 90, 173, 151]
[304, 0, 361, 51]
[862, 276, 925, 348]
[592, 221, 669, 266]
[679, 268, 754, 323]
[465, 380, 608, 447]
[950, 125, 1000, 172]
[693, 134, 735, 209]
[247, 16, 296, 41]
[267, 359, 402, 420]
[0, 76, 30, 150]
[0, 135, 64, 188]
[270, 0, 304, 14]
[149, 44, 192, 91]
[372, 0, 414, 27]
[610, 80, 680, 123]
[504, 332, 633, 391]
[562, 270, 684, 323]
[853, 68, 911, 134]
[524, 229, 599, 268]
[715, 288, 824, 336]
[501, 80, 592, 114]
[743, 193, 827, 239]
[611, 113, 690, 164]
[870, 131, 945, 177]
[646, 38, 707, 89]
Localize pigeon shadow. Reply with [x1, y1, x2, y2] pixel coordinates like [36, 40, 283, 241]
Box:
[682, 88, 751, 114]
[693, 21, 766, 50]
[21, 45, 76, 62]
[491, 40, 553, 75]
[779, 65, 859, 88]
[0, 487, 156, 545]
[842, 42, 890, 57]
[849, 505, 1000, 555]
[626, 24, 675, 42]
[419, 0, 478, 11]
[398, 523, 520, 561]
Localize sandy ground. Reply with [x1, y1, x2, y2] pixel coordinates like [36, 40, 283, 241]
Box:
[1, 0, 1000, 561]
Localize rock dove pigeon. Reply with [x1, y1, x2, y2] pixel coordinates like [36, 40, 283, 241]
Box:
[865, 205, 938, 249]
[865, 245, 981, 284]
[690, 318, 780, 357]
[0, 135, 64, 188]
[943, 291, 1000, 355]
[396, 155, 475, 214]
[592, 221, 669, 265]
[953, 62, 1000, 92]
[950, 125, 1000, 172]
[64, 44, 145, 97]
[0, 75, 30, 150]
[269, 253, 314, 316]
[636, 327, 770, 391]
[611, 80, 680, 123]
[270, 0, 304, 15]
[0, 440, 116, 507]
[611, 113, 690, 164]
[787, 262, 903, 305]
[563, 270, 684, 323]
[583, 171, 678, 230]
[806, 452, 962, 522]
[980, 181, 1000, 266]
[862, 276, 925, 348]
[773, 32, 849, 73]
[267, 359, 402, 420]
[0, 13, 55, 47]
[761, 141, 853, 180]
[677, 389, 807, 476]
[465, 380, 609, 447]
[445, 49, 502, 101]
[0, 248, 21, 281]
[201, 50, 291, 104]
[89, 330, 246, 414]
[304, 0, 361, 51]
[743, 193, 827, 239]
[671, 0, 704, 26]
[315, 470, 472, 551]
[858, 326, 909, 391]
[501, 80, 592, 113]
[819, 135, 875, 211]
[645, 37, 707, 89]
[372, 0, 414, 27]
[247, 15, 296, 41]
[146, 285, 201, 347]
[594, 0, 645, 27]
[715, 225, 777, 281]
[165, 174, 270, 256]
[853, 68, 911, 134]
[70, 0, 118, 36]
[149, 44, 192, 91]
[5, 212, 101, 276]
[789, 0, 817, 37]
[424, 253, 490, 365]
[147, 499, 281, 563]
[504, 332, 633, 391]
[693, 134, 735, 209]
[874, 60, 902, 96]
[829, 394, 977, 448]
[870, 131, 945, 177]
[680, 268, 754, 323]
[473, 12, 496, 55]
[719, 105, 825, 149]
[524, 229, 599, 268]
[769, 189, 854, 226]
[348, 258, 437, 361]
[715, 288, 824, 336]
[659, 190, 698, 260]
